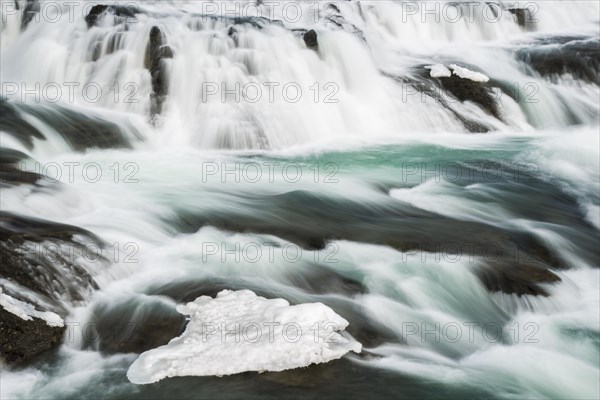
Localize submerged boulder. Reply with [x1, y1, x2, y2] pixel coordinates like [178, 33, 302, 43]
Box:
[82, 297, 187, 355]
[161, 154, 600, 298]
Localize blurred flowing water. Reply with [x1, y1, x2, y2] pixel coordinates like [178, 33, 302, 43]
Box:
[0, 1, 598, 399]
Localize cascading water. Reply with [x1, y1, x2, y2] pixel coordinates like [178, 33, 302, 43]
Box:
[0, 1, 598, 399]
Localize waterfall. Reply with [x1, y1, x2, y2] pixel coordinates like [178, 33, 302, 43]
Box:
[1, 1, 598, 399]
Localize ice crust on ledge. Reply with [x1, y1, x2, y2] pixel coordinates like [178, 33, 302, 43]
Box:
[0, 292, 64, 327]
[127, 290, 362, 384]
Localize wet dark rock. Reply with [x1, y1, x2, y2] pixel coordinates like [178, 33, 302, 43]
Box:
[437, 74, 502, 120]
[146, 264, 365, 303]
[232, 16, 271, 30]
[516, 37, 600, 85]
[508, 7, 536, 31]
[161, 163, 600, 298]
[106, 31, 125, 55]
[91, 40, 103, 62]
[170, 207, 566, 297]
[485, 2, 500, 18]
[82, 297, 187, 354]
[319, 4, 365, 42]
[0, 212, 96, 243]
[158, 45, 174, 60]
[259, 360, 340, 388]
[324, 299, 402, 348]
[153, 262, 366, 299]
[84, 4, 138, 29]
[327, 3, 341, 14]
[0, 212, 101, 308]
[385, 72, 493, 133]
[290, 265, 366, 296]
[0, 307, 64, 366]
[0, 99, 133, 151]
[45, 105, 133, 150]
[513, 232, 565, 268]
[145, 278, 277, 304]
[21, 0, 39, 30]
[410, 63, 503, 122]
[129, 356, 497, 399]
[84, 4, 109, 28]
[0, 212, 104, 365]
[0, 148, 41, 186]
[304, 29, 319, 51]
[478, 260, 561, 296]
[450, 109, 492, 133]
[170, 190, 521, 256]
[0, 100, 45, 150]
[227, 26, 240, 46]
[145, 26, 174, 118]
[325, 11, 344, 28]
[0, 211, 107, 367]
[463, 160, 598, 240]
[186, 15, 272, 31]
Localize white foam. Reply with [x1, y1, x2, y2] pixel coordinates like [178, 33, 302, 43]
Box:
[127, 290, 361, 384]
[0, 292, 64, 327]
[449, 64, 490, 82]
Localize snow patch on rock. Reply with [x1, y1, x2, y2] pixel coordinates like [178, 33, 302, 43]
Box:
[425, 64, 490, 82]
[449, 64, 490, 82]
[0, 292, 64, 327]
[425, 64, 452, 78]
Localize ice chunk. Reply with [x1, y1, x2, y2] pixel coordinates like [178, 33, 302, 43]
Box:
[425, 64, 452, 78]
[0, 292, 64, 327]
[449, 64, 490, 82]
[127, 290, 361, 384]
